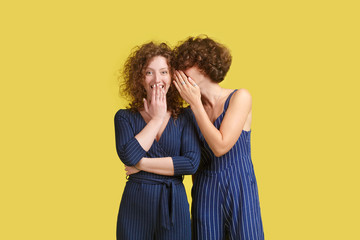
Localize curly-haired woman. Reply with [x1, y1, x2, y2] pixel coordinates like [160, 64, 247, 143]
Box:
[173, 36, 264, 240]
[114, 42, 200, 239]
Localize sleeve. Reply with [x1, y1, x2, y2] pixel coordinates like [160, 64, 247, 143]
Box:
[114, 110, 147, 166]
[172, 109, 201, 175]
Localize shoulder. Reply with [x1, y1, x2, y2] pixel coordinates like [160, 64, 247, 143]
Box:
[175, 107, 196, 126]
[114, 109, 135, 121]
[230, 88, 252, 105]
[233, 88, 252, 99]
[181, 107, 196, 121]
[182, 107, 194, 117]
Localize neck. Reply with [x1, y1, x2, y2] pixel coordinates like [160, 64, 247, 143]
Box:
[199, 80, 224, 108]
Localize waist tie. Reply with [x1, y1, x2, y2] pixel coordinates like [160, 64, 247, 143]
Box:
[128, 175, 183, 230]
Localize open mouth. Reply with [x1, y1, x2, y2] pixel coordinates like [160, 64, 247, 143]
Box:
[150, 84, 165, 89]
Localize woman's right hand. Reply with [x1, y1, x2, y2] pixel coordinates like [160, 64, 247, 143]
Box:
[173, 70, 201, 107]
[125, 165, 141, 175]
[134, 85, 168, 152]
[143, 84, 167, 121]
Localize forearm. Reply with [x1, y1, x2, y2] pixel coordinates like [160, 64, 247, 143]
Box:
[136, 157, 174, 176]
[135, 118, 164, 151]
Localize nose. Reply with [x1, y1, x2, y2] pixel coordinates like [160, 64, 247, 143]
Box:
[154, 72, 161, 83]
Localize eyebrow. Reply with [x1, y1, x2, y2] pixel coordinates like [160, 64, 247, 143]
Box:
[146, 67, 169, 70]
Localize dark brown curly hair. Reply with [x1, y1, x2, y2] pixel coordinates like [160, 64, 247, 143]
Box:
[119, 42, 183, 118]
[173, 35, 232, 83]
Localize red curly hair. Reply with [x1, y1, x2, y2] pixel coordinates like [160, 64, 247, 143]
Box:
[119, 42, 183, 118]
[173, 35, 232, 83]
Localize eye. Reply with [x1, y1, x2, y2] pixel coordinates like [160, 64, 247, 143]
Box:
[145, 71, 153, 75]
[161, 70, 168, 74]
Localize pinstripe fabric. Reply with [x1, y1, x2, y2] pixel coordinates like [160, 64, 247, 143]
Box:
[191, 90, 264, 240]
[114, 108, 200, 240]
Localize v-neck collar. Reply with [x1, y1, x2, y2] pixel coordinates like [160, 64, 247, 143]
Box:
[137, 111, 172, 144]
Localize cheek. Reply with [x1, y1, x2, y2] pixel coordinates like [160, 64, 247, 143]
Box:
[184, 72, 194, 81]
[164, 77, 171, 91]
[193, 74, 202, 83]
[163, 75, 171, 84]
[144, 76, 152, 85]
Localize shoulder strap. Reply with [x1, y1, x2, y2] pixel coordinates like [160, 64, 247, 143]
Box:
[223, 89, 238, 111]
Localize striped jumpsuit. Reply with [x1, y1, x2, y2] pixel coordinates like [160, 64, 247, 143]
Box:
[114, 108, 200, 240]
[191, 90, 264, 240]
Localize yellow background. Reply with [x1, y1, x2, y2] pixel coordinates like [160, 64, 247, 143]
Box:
[1, 0, 359, 239]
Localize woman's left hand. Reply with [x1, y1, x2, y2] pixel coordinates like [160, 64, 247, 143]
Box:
[173, 70, 201, 106]
[124, 165, 140, 175]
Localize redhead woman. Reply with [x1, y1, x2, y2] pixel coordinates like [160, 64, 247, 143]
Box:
[114, 42, 200, 240]
[173, 36, 264, 240]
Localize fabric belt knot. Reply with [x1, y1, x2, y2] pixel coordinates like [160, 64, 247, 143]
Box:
[128, 175, 183, 230]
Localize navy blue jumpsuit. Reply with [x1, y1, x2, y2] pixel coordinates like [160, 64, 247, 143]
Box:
[114, 108, 200, 240]
[191, 90, 264, 240]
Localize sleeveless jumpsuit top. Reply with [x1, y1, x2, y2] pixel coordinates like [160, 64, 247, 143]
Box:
[191, 90, 264, 240]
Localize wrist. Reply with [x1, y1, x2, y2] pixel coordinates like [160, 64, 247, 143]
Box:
[190, 100, 202, 110]
[150, 116, 165, 124]
[135, 160, 143, 171]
